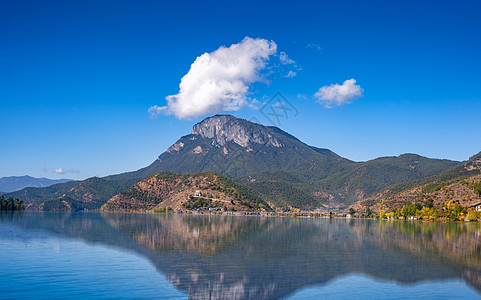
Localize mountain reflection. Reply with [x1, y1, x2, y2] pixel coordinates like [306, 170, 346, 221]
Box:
[3, 212, 481, 299]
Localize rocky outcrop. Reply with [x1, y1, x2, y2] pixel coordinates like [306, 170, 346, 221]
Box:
[100, 171, 270, 212]
[191, 115, 282, 148]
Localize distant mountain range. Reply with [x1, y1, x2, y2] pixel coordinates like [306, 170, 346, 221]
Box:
[4, 115, 471, 211]
[5, 177, 138, 211]
[353, 151, 481, 212]
[0, 176, 72, 193]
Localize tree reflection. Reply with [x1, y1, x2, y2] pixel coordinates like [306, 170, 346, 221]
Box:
[4, 212, 481, 299]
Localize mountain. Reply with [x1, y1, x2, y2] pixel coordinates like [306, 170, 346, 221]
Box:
[101, 171, 269, 212]
[105, 114, 459, 207]
[238, 153, 460, 209]
[5, 177, 137, 211]
[4, 115, 464, 211]
[107, 114, 351, 181]
[0, 175, 72, 193]
[315, 153, 460, 204]
[242, 173, 323, 209]
[353, 151, 481, 211]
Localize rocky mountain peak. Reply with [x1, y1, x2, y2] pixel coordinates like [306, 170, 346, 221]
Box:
[191, 115, 237, 138]
[191, 115, 282, 148]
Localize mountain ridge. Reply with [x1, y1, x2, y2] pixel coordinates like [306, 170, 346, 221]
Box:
[101, 171, 270, 212]
[352, 151, 481, 211]
[4, 115, 465, 211]
[0, 175, 72, 193]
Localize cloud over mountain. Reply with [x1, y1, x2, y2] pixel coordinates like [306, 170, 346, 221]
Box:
[314, 79, 363, 108]
[53, 167, 79, 175]
[150, 37, 278, 119]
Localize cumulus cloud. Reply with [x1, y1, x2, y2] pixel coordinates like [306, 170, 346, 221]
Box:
[314, 79, 364, 108]
[152, 37, 278, 119]
[54, 167, 64, 174]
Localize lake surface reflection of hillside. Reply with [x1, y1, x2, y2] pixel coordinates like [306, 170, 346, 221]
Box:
[1, 212, 481, 299]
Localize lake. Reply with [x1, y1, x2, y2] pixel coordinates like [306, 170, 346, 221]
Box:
[1, 212, 481, 299]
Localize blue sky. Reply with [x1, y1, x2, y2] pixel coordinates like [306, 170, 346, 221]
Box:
[1, 0, 480, 180]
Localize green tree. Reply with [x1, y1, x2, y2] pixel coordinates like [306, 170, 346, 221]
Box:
[425, 198, 434, 209]
[365, 207, 373, 218]
[400, 204, 419, 219]
[7, 198, 15, 210]
[444, 200, 462, 221]
[466, 209, 479, 222]
[0, 196, 6, 210]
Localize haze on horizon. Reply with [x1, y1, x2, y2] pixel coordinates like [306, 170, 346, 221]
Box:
[1, 0, 480, 181]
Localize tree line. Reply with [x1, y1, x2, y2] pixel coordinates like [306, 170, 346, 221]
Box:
[0, 196, 24, 211]
[355, 200, 480, 222]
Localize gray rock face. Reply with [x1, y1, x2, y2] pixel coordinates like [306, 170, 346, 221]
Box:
[191, 115, 282, 148]
[166, 142, 184, 153]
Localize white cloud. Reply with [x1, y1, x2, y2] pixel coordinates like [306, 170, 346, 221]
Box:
[276, 51, 302, 78]
[247, 98, 261, 110]
[148, 105, 167, 118]
[52, 167, 79, 175]
[279, 51, 295, 64]
[314, 79, 364, 108]
[152, 37, 278, 119]
[285, 71, 297, 78]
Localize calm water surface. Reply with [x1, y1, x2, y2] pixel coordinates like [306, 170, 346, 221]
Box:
[1, 212, 481, 299]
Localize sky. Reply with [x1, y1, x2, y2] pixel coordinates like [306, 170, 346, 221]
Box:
[1, 0, 480, 180]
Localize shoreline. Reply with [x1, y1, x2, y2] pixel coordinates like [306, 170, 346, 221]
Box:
[14, 209, 479, 223]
